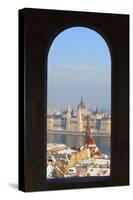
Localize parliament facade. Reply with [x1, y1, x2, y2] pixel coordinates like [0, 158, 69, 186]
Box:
[47, 97, 111, 134]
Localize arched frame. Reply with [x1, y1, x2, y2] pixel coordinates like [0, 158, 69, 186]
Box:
[19, 8, 129, 192]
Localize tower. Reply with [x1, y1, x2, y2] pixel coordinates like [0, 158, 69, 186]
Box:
[86, 115, 96, 147]
[66, 106, 71, 129]
[77, 107, 83, 132]
[86, 115, 90, 135]
[77, 97, 86, 119]
[86, 115, 102, 157]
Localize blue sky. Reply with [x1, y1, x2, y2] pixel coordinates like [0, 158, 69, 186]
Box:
[48, 27, 111, 111]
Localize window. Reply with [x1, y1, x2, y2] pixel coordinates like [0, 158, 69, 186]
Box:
[47, 27, 111, 179]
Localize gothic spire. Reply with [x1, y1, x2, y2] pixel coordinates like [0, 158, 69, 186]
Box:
[86, 115, 90, 135]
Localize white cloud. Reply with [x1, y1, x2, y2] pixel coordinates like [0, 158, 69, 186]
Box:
[48, 64, 111, 81]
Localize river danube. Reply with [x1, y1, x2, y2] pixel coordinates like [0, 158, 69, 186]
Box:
[48, 133, 111, 155]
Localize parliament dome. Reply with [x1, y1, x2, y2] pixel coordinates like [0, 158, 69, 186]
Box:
[78, 97, 86, 109]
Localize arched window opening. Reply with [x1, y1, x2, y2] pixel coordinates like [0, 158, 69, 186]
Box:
[47, 27, 111, 179]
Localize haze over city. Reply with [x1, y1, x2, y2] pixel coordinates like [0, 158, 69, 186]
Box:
[47, 27, 111, 111]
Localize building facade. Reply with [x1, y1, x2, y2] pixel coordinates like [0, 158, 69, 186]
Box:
[47, 97, 111, 134]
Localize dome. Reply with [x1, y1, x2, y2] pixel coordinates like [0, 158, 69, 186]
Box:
[78, 97, 86, 109]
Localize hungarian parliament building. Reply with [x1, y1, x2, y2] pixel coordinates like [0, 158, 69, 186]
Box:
[47, 98, 111, 134]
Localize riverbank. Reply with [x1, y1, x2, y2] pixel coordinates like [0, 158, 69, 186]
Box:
[48, 129, 111, 137]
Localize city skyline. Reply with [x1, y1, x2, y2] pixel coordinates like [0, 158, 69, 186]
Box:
[48, 27, 111, 110]
[47, 97, 111, 113]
